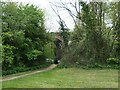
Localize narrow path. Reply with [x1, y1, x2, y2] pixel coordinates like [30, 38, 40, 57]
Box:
[2, 64, 57, 81]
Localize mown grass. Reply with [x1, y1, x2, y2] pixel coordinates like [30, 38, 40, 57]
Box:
[2, 68, 118, 88]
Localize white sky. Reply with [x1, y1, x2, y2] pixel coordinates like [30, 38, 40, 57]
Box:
[2, 0, 75, 32]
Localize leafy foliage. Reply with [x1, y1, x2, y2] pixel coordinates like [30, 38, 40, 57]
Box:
[59, 2, 120, 69]
[2, 2, 51, 73]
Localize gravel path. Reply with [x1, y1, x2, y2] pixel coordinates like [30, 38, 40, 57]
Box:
[2, 64, 57, 81]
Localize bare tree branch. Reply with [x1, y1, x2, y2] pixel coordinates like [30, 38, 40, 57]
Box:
[50, 2, 69, 29]
[50, 0, 83, 37]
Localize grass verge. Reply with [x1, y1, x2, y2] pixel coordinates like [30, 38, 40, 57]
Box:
[2, 68, 118, 88]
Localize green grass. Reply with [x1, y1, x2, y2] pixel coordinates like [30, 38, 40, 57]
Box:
[2, 68, 118, 88]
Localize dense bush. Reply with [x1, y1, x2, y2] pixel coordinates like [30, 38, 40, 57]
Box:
[2, 45, 15, 70]
[44, 42, 55, 60]
[106, 58, 120, 65]
[2, 62, 52, 76]
[2, 2, 52, 74]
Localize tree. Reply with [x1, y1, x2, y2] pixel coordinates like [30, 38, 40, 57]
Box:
[2, 2, 49, 70]
[51, 0, 119, 67]
[50, 4, 70, 47]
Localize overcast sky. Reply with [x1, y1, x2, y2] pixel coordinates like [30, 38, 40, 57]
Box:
[2, 0, 76, 32]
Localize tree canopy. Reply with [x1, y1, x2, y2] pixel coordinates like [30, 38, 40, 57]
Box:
[2, 2, 50, 72]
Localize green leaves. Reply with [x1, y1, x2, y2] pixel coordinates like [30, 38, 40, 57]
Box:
[106, 58, 120, 64]
[61, 2, 119, 68]
[2, 45, 15, 69]
[26, 50, 43, 60]
[2, 2, 49, 71]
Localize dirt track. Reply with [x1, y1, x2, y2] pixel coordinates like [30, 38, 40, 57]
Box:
[2, 64, 57, 81]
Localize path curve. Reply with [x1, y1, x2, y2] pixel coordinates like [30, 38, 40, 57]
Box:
[2, 64, 57, 81]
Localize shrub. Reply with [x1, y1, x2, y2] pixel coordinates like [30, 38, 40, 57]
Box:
[106, 58, 120, 64]
[2, 45, 15, 70]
